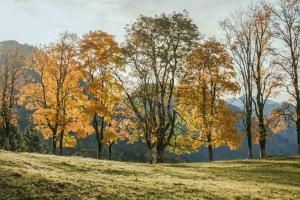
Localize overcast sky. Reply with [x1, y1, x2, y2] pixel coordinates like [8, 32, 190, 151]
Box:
[0, 0, 254, 45]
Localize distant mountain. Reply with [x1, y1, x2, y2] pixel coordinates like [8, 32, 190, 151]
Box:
[216, 96, 298, 161]
[0, 40, 34, 55]
[225, 96, 245, 110]
[225, 96, 281, 116]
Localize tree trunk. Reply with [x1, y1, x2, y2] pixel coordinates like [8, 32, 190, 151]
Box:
[147, 147, 153, 164]
[59, 130, 64, 156]
[207, 133, 213, 161]
[208, 145, 213, 162]
[98, 116, 105, 159]
[155, 149, 164, 163]
[108, 143, 113, 160]
[246, 120, 253, 159]
[93, 115, 102, 159]
[258, 115, 267, 159]
[246, 74, 253, 159]
[155, 142, 165, 163]
[3, 124, 10, 150]
[96, 131, 102, 159]
[52, 134, 57, 155]
[4, 135, 10, 150]
[292, 42, 300, 156]
[256, 70, 266, 159]
[296, 97, 300, 156]
[296, 110, 300, 156]
[259, 137, 266, 159]
[247, 133, 253, 159]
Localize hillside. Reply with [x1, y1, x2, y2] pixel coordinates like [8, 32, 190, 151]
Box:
[0, 40, 34, 55]
[0, 151, 299, 200]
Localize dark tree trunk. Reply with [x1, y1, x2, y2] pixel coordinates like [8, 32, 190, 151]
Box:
[255, 59, 267, 159]
[155, 148, 164, 163]
[296, 83, 300, 155]
[258, 115, 266, 159]
[3, 124, 10, 150]
[4, 135, 10, 150]
[108, 143, 113, 160]
[59, 130, 64, 156]
[52, 134, 57, 155]
[155, 142, 165, 163]
[245, 74, 253, 159]
[247, 132, 253, 159]
[208, 145, 213, 162]
[259, 137, 266, 159]
[98, 116, 105, 159]
[246, 118, 253, 159]
[94, 115, 103, 159]
[96, 132, 102, 159]
[147, 147, 153, 164]
[207, 133, 213, 162]
[296, 101, 300, 155]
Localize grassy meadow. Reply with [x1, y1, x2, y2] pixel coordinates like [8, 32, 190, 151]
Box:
[0, 150, 299, 200]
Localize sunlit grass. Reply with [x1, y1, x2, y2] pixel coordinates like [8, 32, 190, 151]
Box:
[0, 150, 299, 199]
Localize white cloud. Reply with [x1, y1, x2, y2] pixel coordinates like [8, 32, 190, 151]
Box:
[0, 0, 252, 44]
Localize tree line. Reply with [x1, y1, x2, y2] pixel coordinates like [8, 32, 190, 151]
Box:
[0, 0, 299, 163]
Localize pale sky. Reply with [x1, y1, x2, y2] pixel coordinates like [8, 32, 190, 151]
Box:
[0, 0, 253, 45]
[1, 0, 286, 102]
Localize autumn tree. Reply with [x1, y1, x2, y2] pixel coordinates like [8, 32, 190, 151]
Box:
[176, 39, 241, 161]
[20, 32, 92, 155]
[79, 30, 123, 159]
[272, 0, 300, 155]
[221, 7, 256, 159]
[251, 2, 282, 158]
[121, 11, 199, 163]
[0, 48, 27, 150]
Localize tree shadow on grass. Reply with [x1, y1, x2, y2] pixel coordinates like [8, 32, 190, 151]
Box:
[0, 169, 81, 200]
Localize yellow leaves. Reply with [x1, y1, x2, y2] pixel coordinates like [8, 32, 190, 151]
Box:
[65, 119, 94, 139]
[80, 30, 123, 71]
[38, 127, 53, 139]
[176, 39, 242, 151]
[172, 135, 198, 154]
[86, 101, 111, 117]
[102, 127, 119, 144]
[183, 38, 239, 96]
[33, 109, 56, 125]
[62, 134, 77, 148]
[266, 108, 286, 134]
[20, 33, 95, 146]
[18, 30, 126, 152]
[79, 30, 124, 144]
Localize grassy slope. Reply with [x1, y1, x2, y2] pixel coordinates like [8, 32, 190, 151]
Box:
[0, 151, 299, 200]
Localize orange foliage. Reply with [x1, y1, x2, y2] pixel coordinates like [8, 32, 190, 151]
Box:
[19, 33, 93, 150]
[176, 38, 242, 151]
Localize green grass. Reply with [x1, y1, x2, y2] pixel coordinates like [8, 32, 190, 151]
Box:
[0, 150, 299, 200]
